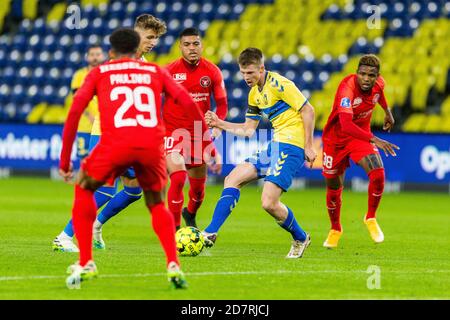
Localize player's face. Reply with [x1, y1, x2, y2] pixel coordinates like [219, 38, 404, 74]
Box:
[136, 28, 159, 54]
[180, 35, 203, 64]
[356, 65, 379, 92]
[239, 63, 264, 87]
[86, 48, 105, 68]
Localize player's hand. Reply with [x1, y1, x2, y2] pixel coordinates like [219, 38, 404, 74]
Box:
[370, 136, 400, 157]
[204, 150, 222, 174]
[211, 127, 222, 140]
[383, 112, 395, 132]
[304, 147, 317, 169]
[58, 162, 74, 183]
[205, 111, 219, 128]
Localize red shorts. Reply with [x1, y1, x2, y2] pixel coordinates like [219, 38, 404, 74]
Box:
[81, 143, 167, 192]
[164, 131, 207, 169]
[322, 139, 380, 178]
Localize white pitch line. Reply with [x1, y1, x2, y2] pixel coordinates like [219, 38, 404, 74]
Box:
[1, 269, 449, 282]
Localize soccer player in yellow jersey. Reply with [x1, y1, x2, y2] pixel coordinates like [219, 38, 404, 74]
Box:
[72, 45, 105, 159]
[53, 15, 167, 252]
[203, 48, 317, 258]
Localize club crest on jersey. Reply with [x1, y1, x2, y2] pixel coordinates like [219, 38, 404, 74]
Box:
[340, 97, 351, 108]
[373, 93, 380, 104]
[200, 76, 211, 88]
[352, 97, 362, 108]
[173, 73, 187, 82]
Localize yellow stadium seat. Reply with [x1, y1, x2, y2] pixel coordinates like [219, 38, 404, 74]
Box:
[26, 103, 48, 124]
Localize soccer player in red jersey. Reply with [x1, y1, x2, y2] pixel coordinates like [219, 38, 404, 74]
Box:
[59, 28, 207, 289]
[321, 54, 400, 248]
[164, 27, 227, 230]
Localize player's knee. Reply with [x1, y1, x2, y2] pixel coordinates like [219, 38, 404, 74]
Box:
[170, 170, 187, 191]
[122, 177, 140, 188]
[261, 195, 277, 213]
[224, 174, 239, 189]
[368, 168, 385, 191]
[77, 174, 100, 191]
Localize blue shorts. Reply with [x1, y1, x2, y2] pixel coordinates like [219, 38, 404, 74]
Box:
[89, 134, 136, 179]
[76, 132, 91, 159]
[245, 141, 305, 192]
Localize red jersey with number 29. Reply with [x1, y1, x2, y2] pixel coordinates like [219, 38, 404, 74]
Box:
[60, 58, 204, 171]
[322, 74, 388, 146]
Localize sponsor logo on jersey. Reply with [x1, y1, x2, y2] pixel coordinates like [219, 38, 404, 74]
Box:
[173, 73, 187, 81]
[373, 93, 380, 104]
[340, 97, 351, 108]
[353, 97, 363, 107]
[200, 76, 211, 88]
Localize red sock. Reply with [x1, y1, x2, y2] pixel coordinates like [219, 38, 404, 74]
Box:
[167, 170, 187, 228]
[326, 186, 343, 232]
[366, 168, 385, 220]
[148, 202, 179, 266]
[72, 185, 97, 266]
[187, 176, 206, 215]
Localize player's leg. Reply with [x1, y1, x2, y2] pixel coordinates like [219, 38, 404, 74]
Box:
[54, 133, 119, 252]
[357, 153, 385, 243]
[323, 175, 345, 248]
[134, 150, 187, 289]
[202, 162, 259, 246]
[166, 151, 188, 230]
[66, 169, 103, 289]
[142, 189, 186, 289]
[261, 181, 310, 258]
[322, 143, 349, 248]
[93, 173, 142, 249]
[54, 181, 116, 252]
[260, 142, 310, 258]
[183, 164, 208, 228]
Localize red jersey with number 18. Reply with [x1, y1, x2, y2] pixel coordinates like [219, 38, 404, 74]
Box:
[322, 74, 388, 146]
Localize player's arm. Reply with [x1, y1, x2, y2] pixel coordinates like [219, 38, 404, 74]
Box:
[71, 71, 96, 124]
[211, 67, 229, 139]
[212, 67, 228, 120]
[279, 81, 317, 166]
[59, 69, 98, 180]
[205, 105, 259, 137]
[339, 114, 399, 156]
[300, 102, 317, 167]
[378, 90, 394, 132]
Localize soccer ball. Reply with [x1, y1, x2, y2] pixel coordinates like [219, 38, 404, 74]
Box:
[175, 227, 205, 257]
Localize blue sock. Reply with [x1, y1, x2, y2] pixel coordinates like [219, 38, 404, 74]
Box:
[62, 185, 117, 237]
[63, 220, 75, 237]
[205, 187, 240, 233]
[279, 206, 307, 241]
[95, 185, 117, 209]
[96, 186, 142, 225]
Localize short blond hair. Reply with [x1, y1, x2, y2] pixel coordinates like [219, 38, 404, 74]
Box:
[134, 14, 167, 36]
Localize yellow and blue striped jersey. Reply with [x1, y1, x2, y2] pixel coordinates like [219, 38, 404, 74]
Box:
[245, 71, 308, 149]
[71, 67, 99, 133]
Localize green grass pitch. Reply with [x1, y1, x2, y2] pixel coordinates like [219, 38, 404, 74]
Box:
[0, 177, 449, 299]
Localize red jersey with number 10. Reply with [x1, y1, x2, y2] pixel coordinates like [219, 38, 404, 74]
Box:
[322, 74, 388, 146]
[164, 57, 227, 138]
[60, 58, 204, 171]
